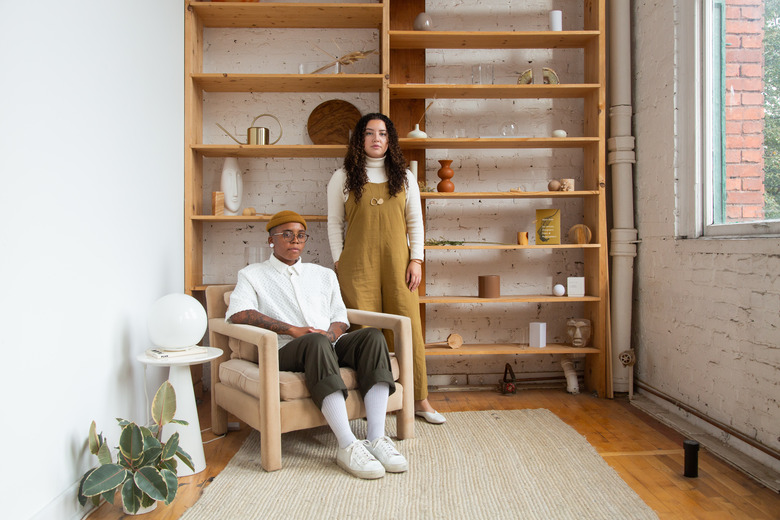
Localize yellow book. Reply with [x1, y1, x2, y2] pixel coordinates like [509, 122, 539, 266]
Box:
[536, 209, 561, 245]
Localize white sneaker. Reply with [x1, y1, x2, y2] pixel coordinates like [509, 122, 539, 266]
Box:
[367, 436, 409, 473]
[337, 440, 385, 479]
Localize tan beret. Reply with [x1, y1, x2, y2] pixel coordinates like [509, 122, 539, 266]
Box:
[266, 210, 308, 232]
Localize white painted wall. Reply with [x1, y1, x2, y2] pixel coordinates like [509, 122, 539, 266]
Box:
[0, 1, 182, 518]
[632, 0, 780, 460]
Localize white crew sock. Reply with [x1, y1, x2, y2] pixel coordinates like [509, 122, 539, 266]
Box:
[364, 382, 390, 442]
[321, 391, 357, 449]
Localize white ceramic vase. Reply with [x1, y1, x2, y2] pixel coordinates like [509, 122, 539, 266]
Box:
[407, 124, 428, 138]
[413, 12, 433, 31]
[220, 157, 242, 215]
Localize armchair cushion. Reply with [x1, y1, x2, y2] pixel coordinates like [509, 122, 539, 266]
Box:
[219, 357, 400, 402]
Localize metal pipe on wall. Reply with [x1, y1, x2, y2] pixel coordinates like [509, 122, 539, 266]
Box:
[608, 0, 638, 393]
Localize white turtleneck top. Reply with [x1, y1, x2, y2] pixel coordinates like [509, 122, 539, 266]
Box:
[327, 155, 424, 263]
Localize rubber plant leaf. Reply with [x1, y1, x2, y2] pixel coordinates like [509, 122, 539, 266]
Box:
[161, 468, 179, 504]
[134, 466, 168, 502]
[152, 381, 177, 427]
[121, 479, 143, 515]
[81, 464, 128, 497]
[96, 440, 112, 466]
[175, 445, 195, 472]
[87, 421, 101, 455]
[119, 422, 145, 465]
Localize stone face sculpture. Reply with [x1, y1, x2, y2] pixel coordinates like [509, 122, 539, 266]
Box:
[566, 318, 592, 348]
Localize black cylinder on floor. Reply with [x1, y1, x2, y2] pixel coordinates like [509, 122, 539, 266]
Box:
[683, 439, 700, 478]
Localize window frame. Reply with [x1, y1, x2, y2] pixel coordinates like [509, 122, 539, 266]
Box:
[677, 0, 780, 238]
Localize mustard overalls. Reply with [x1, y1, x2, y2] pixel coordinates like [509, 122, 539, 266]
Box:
[337, 181, 428, 401]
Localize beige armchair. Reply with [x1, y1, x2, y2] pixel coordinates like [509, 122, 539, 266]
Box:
[205, 285, 415, 472]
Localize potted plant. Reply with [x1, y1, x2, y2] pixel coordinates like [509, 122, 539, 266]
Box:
[77, 381, 194, 515]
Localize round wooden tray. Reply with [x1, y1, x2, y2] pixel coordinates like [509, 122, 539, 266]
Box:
[307, 100, 361, 145]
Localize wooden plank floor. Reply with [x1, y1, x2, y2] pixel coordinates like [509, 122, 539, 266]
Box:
[85, 389, 780, 519]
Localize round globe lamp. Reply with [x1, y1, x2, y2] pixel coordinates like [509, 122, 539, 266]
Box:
[148, 294, 207, 350]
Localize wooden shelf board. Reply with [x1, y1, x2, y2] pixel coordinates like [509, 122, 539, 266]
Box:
[192, 214, 327, 223]
[420, 295, 600, 304]
[421, 190, 599, 199]
[390, 84, 600, 100]
[191, 2, 383, 29]
[400, 137, 599, 149]
[425, 244, 599, 250]
[192, 144, 346, 158]
[193, 73, 384, 93]
[424, 343, 600, 356]
[390, 30, 600, 49]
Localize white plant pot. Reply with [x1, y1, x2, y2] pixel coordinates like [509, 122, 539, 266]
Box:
[123, 501, 157, 515]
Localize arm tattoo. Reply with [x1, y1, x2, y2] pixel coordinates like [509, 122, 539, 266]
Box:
[327, 322, 349, 343]
[230, 310, 292, 335]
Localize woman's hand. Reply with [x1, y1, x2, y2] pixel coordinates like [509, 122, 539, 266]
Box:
[406, 260, 422, 291]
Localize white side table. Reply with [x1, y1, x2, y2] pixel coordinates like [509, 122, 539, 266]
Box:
[137, 347, 223, 476]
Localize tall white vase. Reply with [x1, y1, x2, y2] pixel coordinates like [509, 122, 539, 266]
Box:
[220, 157, 242, 215]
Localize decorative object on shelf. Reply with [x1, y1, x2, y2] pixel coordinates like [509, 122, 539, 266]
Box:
[547, 179, 562, 191]
[566, 318, 592, 348]
[418, 181, 434, 192]
[560, 178, 575, 191]
[436, 159, 455, 192]
[307, 99, 361, 145]
[76, 380, 195, 515]
[212, 191, 224, 216]
[509, 186, 526, 193]
[220, 157, 242, 216]
[535, 208, 561, 244]
[299, 61, 341, 74]
[471, 64, 494, 85]
[552, 129, 568, 138]
[517, 67, 559, 84]
[242, 207, 256, 216]
[550, 10, 563, 31]
[425, 237, 464, 246]
[517, 231, 529, 245]
[413, 12, 433, 31]
[447, 333, 463, 349]
[478, 275, 500, 298]
[305, 45, 378, 74]
[244, 246, 264, 266]
[568, 224, 592, 244]
[407, 95, 435, 138]
[552, 283, 566, 297]
[501, 121, 519, 136]
[408, 160, 418, 176]
[567, 276, 585, 297]
[407, 124, 428, 138]
[499, 363, 517, 394]
[148, 293, 208, 351]
[529, 322, 547, 348]
[216, 113, 283, 145]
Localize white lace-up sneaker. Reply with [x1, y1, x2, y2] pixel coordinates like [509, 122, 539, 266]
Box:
[367, 436, 409, 473]
[337, 440, 385, 479]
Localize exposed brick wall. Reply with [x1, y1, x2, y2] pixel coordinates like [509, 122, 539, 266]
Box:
[724, 0, 766, 221]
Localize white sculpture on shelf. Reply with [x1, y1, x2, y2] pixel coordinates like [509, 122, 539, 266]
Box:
[220, 157, 242, 215]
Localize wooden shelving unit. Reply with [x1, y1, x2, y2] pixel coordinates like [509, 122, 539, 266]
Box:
[388, 0, 608, 396]
[184, 0, 609, 397]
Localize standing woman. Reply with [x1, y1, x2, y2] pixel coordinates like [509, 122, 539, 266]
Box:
[327, 113, 445, 424]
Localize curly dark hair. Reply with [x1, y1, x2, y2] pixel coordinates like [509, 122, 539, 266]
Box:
[343, 113, 408, 202]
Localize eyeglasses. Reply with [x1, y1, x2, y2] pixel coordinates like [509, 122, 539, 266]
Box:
[271, 231, 309, 243]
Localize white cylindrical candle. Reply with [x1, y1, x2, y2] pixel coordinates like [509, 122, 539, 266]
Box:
[550, 10, 562, 31]
[409, 160, 418, 176]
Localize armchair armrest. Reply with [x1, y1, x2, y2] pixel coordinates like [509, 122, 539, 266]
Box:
[347, 309, 414, 439]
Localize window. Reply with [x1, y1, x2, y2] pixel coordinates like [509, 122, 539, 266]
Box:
[679, 0, 780, 237]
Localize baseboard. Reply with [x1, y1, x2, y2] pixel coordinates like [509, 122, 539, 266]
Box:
[631, 392, 780, 493]
[30, 480, 95, 520]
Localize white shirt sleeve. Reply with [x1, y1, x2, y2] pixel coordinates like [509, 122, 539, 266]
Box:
[225, 267, 260, 322]
[327, 168, 348, 263]
[405, 170, 425, 260]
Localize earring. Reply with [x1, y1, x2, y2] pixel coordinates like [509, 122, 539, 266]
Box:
[269, 243, 274, 248]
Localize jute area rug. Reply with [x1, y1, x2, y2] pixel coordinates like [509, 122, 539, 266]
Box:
[182, 409, 658, 520]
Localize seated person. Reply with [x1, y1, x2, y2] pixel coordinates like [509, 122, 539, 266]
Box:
[226, 210, 408, 479]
